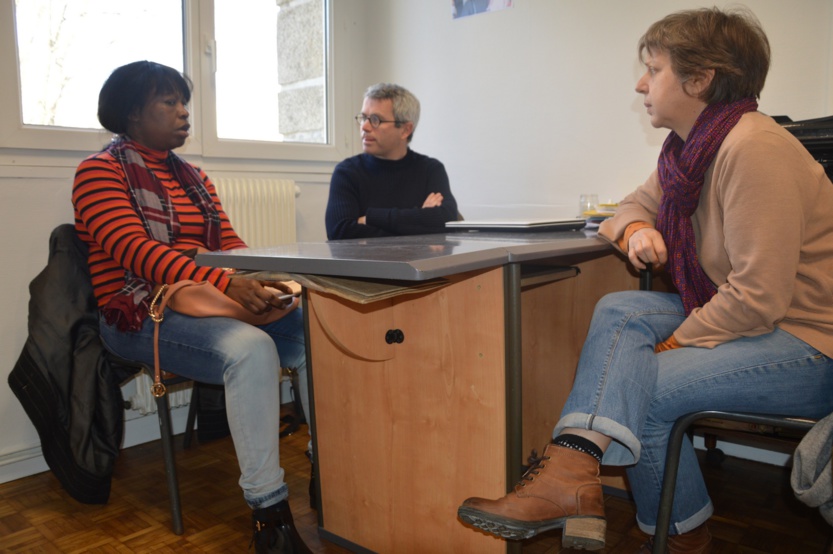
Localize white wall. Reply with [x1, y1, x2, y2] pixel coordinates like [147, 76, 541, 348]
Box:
[375, 0, 833, 217]
[1, 1, 832, 484]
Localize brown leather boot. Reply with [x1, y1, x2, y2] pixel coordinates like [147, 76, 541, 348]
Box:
[457, 444, 606, 550]
[638, 523, 712, 554]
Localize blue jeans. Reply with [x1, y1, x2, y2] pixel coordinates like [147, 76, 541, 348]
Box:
[100, 307, 308, 510]
[555, 291, 833, 535]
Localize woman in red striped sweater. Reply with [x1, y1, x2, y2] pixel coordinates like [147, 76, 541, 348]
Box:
[72, 61, 310, 554]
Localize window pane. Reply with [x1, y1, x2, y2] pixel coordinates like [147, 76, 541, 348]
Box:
[214, 0, 326, 144]
[14, 0, 183, 129]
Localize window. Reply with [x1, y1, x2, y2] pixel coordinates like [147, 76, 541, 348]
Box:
[15, 1, 184, 130]
[0, 0, 339, 161]
[213, 0, 326, 144]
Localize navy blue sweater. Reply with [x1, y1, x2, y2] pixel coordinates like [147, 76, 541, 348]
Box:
[325, 149, 458, 240]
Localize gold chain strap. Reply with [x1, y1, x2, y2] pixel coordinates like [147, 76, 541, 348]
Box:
[150, 283, 169, 397]
[149, 284, 169, 323]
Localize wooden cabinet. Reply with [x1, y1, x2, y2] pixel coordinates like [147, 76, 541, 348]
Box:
[306, 251, 640, 553]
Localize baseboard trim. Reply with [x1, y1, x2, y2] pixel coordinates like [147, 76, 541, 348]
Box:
[0, 405, 193, 485]
[0, 444, 50, 484]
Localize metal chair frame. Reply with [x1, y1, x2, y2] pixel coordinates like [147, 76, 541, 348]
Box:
[109, 359, 301, 535]
[650, 410, 817, 553]
[638, 269, 821, 553]
[107, 354, 198, 535]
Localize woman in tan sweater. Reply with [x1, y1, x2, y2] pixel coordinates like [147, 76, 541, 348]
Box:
[457, 7, 833, 553]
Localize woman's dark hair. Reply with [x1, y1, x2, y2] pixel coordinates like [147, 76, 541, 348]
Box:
[638, 7, 770, 104]
[97, 61, 192, 134]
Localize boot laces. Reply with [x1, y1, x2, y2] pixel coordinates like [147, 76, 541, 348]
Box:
[518, 449, 550, 486]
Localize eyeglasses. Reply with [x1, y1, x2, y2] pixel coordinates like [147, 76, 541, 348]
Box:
[355, 113, 406, 128]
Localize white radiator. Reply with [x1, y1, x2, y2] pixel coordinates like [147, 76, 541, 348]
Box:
[127, 177, 299, 415]
[214, 177, 299, 247]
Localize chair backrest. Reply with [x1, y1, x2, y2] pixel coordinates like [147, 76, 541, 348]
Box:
[7, 223, 132, 505]
[776, 115, 833, 180]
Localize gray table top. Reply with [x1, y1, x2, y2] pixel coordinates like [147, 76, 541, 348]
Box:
[197, 230, 610, 281]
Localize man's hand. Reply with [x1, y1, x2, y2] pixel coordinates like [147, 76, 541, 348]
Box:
[627, 227, 668, 270]
[422, 192, 444, 208]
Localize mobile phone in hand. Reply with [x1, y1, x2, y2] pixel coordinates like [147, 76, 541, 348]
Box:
[264, 286, 300, 303]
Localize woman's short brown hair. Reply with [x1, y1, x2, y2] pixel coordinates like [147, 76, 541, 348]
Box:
[638, 7, 770, 104]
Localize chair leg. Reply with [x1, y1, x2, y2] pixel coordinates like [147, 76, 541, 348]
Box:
[652, 411, 817, 554]
[183, 383, 199, 450]
[652, 413, 702, 554]
[279, 368, 304, 438]
[291, 372, 306, 427]
[702, 431, 726, 466]
[156, 393, 184, 535]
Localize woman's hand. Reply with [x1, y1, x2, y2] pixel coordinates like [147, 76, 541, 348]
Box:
[627, 227, 668, 270]
[261, 281, 298, 310]
[224, 279, 294, 314]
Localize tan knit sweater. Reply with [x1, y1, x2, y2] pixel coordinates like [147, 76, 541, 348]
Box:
[599, 111, 833, 357]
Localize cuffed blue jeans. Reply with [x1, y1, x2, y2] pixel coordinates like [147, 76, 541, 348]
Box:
[555, 291, 833, 535]
[100, 307, 308, 510]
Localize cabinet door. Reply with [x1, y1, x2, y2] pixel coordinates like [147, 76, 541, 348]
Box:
[307, 291, 397, 361]
[307, 267, 509, 554]
[521, 253, 640, 492]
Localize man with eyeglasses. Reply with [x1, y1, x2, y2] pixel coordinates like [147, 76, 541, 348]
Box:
[325, 83, 458, 240]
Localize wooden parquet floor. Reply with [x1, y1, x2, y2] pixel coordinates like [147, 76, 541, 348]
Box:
[0, 417, 830, 553]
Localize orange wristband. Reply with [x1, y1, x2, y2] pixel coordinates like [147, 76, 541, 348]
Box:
[619, 221, 654, 252]
[654, 334, 680, 353]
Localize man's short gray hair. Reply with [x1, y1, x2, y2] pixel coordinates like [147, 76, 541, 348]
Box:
[364, 83, 420, 142]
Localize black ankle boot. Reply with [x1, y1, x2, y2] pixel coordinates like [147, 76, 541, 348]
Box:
[251, 500, 313, 554]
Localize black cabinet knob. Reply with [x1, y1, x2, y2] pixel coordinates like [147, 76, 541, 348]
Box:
[385, 329, 405, 344]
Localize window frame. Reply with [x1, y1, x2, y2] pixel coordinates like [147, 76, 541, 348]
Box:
[0, 0, 349, 163]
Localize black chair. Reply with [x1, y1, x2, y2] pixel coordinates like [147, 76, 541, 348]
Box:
[650, 411, 817, 553]
[638, 268, 823, 552]
[20, 224, 200, 535]
[109, 358, 303, 533]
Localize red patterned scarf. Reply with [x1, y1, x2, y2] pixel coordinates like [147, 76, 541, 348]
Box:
[656, 97, 758, 315]
[102, 137, 221, 331]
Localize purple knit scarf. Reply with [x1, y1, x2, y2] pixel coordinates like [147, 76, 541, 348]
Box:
[656, 97, 758, 315]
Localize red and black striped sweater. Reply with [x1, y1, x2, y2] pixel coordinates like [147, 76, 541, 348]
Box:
[72, 140, 246, 310]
